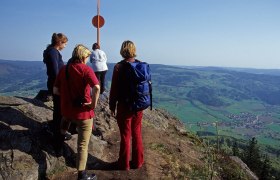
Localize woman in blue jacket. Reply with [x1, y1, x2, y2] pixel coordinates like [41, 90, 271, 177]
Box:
[43, 33, 69, 155]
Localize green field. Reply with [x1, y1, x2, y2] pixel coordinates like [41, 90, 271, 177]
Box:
[267, 124, 280, 133]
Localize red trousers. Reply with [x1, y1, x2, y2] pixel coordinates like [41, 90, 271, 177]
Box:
[116, 105, 144, 170]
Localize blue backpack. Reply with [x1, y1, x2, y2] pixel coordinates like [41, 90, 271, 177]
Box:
[121, 59, 152, 111]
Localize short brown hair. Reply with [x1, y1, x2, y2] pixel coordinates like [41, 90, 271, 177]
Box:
[92, 43, 100, 50]
[120, 40, 136, 59]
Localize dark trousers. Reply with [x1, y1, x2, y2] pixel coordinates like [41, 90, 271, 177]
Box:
[47, 78, 55, 95]
[52, 94, 63, 150]
[116, 104, 144, 170]
[94, 71, 107, 94]
[47, 79, 64, 151]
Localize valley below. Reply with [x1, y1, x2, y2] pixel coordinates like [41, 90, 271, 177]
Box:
[1, 59, 280, 171]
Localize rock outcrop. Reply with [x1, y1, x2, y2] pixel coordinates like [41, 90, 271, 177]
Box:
[0, 94, 257, 180]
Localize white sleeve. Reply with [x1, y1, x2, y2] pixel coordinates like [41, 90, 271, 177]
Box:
[101, 51, 107, 62]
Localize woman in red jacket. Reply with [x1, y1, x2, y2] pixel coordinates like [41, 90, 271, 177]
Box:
[54, 44, 100, 180]
[109, 40, 144, 170]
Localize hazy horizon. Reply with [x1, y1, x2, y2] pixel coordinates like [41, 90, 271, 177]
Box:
[1, 0, 280, 69]
[2, 58, 280, 71]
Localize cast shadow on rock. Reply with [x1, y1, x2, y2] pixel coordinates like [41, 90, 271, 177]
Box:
[0, 106, 75, 178]
[0, 117, 48, 179]
[15, 95, 53, 111]
[87, 155, 120, 171]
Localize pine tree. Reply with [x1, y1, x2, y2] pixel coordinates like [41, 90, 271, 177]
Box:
[232, 140, 239, 156]
[243, 137, 262, 176]
[259, 155, 271, 180]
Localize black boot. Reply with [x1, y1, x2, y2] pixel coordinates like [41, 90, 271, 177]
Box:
[63, 131, 72, 141]
[78, 170, 97, 180]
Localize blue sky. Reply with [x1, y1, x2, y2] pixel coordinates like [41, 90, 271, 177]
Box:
[0, 0, 280, 68]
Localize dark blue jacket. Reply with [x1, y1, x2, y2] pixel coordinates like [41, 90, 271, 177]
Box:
[43, 46, 64, 92]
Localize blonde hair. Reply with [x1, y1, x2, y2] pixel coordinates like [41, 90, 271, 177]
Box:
[120, 40, 137, 59]
[71, 44, 91, 63]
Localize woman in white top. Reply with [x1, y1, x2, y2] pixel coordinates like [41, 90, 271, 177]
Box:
[90, 43, 108, 94]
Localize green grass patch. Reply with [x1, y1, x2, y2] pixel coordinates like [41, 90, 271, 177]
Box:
[157, 100, 218, 124]
[266, 123, 280, 133]
[224, 100, 266, 114]
[257, 136, 280, 147]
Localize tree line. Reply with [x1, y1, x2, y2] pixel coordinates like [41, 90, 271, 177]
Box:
[232, 137, 279, 180]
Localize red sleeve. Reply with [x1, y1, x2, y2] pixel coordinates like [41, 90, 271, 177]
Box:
[109, 64, 120, 111]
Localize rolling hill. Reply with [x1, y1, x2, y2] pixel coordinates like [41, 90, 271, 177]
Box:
[1, 59, 280, 151]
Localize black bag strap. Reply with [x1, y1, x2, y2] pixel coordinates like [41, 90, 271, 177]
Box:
[65, 63, 75, 104]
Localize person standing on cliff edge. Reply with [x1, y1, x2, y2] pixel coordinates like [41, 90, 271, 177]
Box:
[43, 33, 72, 155]
[109, 40, 145, 170]
[90, 42, 108, 95]
[54, 44, 100, 180]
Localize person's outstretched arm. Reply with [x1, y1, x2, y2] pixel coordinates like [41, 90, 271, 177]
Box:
[91, 84, 100, 109]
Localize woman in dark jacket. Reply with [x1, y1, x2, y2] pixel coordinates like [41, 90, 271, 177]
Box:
[43, 33, 68, 94]
[43, 33, 70, 154]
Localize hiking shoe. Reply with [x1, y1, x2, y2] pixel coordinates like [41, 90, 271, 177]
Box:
[64, 131, 72, 141]
[78, 173, 97, 180]
[130, 161, 143, 169]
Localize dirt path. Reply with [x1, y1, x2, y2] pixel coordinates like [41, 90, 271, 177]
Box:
[50, 108, 204, 180]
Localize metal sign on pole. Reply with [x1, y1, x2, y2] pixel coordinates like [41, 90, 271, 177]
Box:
[92, 0, 105, 46]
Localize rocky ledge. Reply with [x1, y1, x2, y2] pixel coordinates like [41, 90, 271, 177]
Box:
[0, 93, 256, 180]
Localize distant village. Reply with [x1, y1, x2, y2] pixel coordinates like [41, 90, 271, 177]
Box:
[187, 111, 280, 142]
[226, 112, 279, 141]
[226, 112, 266, 129]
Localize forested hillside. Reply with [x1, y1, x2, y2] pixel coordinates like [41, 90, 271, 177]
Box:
[0, 60, 47, 96]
